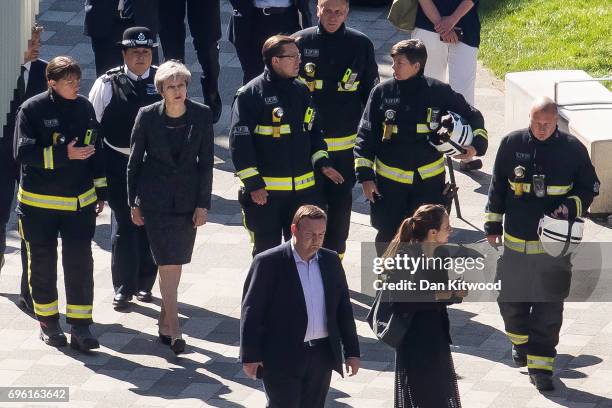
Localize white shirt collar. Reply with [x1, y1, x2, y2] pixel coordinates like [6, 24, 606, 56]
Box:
[124, 65, 150, 81]
[22, 61, 32, 71]
[291, 240, 319, 264]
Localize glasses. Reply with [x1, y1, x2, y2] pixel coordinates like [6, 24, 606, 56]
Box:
[276, 53, 301, 60]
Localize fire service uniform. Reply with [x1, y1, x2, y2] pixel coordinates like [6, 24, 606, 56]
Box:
[294, 23, 379, 258]
[230, 68, 332, 256]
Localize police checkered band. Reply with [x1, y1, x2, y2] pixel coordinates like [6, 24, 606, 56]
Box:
[121, 38, 156, 48]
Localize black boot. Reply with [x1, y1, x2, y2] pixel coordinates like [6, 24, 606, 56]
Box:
[512, 345, 527, 367]
[39, 321, 67, 347]
[70, 325, 100, 351]
[529, 373, 554, 391]
[205, 91, 222, 124]
[459, 159, 483, 171]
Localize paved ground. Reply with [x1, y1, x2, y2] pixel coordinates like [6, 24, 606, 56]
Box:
[1, 1, 612, 407]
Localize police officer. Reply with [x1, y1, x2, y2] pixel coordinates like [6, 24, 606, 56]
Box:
[228, 0, 312, 84]
[14, 56, 106, 351]
[485, 97, 599, 391]
[230, 35, 343, 256]
[158, 0, 222, 123]
[355, 39, 487, 254]
[89, 27, 161, 310]
[1, 24, 47, 314]
[293, 0, 379, 259]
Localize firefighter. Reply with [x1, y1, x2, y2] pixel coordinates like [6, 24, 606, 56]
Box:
[14, 56, 107, 351]
[89, 27, 161, 310]
[354, 39, 487, 255]
[485, 97, 599, 391]
[293, 0, 379, 259]
[229, 35, 343, 256]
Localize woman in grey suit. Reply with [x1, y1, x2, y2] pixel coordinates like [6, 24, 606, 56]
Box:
[127, 60, 214, 354]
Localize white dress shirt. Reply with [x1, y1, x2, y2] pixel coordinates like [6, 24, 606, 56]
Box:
[22, 61, 32, 89]
[88, 65, 151, 123]
[291, 242, 328, 342]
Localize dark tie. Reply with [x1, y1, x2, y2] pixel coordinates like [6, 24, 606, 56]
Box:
[121, 0, 134, 19]
[17, 65, 27, 101]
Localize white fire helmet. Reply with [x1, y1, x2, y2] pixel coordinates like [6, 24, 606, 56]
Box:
[429, 111, 474, 156]
[538, 215, 584, 257]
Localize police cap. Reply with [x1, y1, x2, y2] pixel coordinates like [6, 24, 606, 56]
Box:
[118, 27, 158, 49]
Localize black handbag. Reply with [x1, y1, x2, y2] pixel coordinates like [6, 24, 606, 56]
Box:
[366, 286, 411, 349]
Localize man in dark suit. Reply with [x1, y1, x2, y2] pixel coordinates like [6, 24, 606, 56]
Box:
[240, 205, 360, 408]
[84, 0, 159, 76]
[158, 0, 222, 124]
[228, 0, 313, 83]
[0, 24, 47, 314]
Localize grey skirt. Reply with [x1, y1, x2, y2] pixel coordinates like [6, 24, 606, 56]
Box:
[142, 210, 196, 266]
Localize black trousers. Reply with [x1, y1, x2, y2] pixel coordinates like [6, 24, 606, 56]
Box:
[18, 205, 96, 325]
[158, 0, 221, 115]
[263, 342, 334, 408]
[235, 8, 300, 83]
[496, 251, 569, 375]
[240, 189, 320, 257]
[90, 17, 160, 77]
[106, 149, 157, 296]
[318, 150, 355, 257]
[372, 172, 446, 256]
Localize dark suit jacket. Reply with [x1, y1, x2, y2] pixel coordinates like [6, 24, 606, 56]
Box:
[1, 59, 48, 180]
[84, 0, 159, 38]
[227, 0, 312, 49]
[240, 242, 360, 376]
[127, 99, 214, 213]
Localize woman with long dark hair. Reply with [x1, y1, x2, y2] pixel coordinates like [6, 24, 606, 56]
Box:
[382, 204, 463, 408]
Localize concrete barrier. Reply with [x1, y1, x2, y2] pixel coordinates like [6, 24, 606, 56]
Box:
[505, 70, 612, 213]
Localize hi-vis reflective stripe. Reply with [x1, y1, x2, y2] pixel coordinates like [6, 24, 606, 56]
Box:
[34, 300, 59, 317]
[355, 157, 374, 170]
[337, 81, 360, 92]
[237, 167, 260, 180]
[375, 159, 414, 184]
[568, 195, 582, 216]
[262, 172, 315, 191]
[66, 304, 93, 319]
[418, 156, 445, 179]
[18, 186, 97, 211]
[43, 146, 54, 169]
[527, 355, 554, 371]
[473, 128, 488, 140]
[297, 76, 323, 90]
[294, 172, 315, 190]
[508, 180, 573, 196]
[254, 124, 291, 135]
[416, 123, 430, 134]
[311, 150, 329, 166]
[93, 177, 107, 188]
[506, 331, 529, 345]
[504, 232, 544, 254]
[325, 134, 357, 152]
[485, 212, 503, 222]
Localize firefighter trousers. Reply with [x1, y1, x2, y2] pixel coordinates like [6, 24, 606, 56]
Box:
[372, 172, 445, 256]
[106, 151, 157, 297]
[317, 150, 355, 258]
[18, 205, 96, 325]
[240, 188, 320, 257]
[496, 251, 569, 375]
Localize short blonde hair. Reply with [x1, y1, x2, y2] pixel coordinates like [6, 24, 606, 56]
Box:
[154, 60, 191, 93]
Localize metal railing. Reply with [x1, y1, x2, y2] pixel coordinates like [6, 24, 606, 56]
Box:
[0, 0, 39, 133]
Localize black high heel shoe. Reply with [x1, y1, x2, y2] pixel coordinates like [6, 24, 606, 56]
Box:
[170, 337, 186, 355]
[158, 332, 171, 345]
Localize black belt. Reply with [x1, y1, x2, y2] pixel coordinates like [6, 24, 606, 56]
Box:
[255, 6, 295, 16]
[304, 337, 328, 348]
